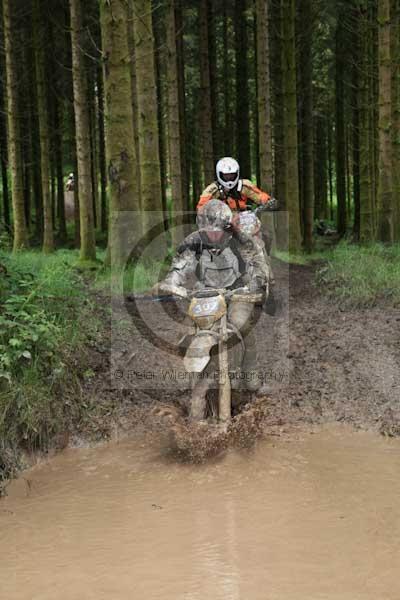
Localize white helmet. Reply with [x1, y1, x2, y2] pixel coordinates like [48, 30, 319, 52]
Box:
[216, 157, 240, 191]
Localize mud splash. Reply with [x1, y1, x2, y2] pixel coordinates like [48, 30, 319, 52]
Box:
[2, 425, 400, 599]
[153, 397, 270, 462]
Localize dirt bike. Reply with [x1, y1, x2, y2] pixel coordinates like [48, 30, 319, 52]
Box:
[166, 285, 262, 431]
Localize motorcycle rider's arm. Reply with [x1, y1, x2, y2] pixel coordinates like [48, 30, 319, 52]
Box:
[154, 248, 197, 297]
[197, 182, 220, 211]
[241, 179, 272, 206]
[238, 234, 269, 291]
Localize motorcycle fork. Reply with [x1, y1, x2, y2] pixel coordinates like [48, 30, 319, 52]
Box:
[218, 313, 231, 429]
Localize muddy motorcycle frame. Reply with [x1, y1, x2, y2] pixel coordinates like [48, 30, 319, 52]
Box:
[174, 286, 262, 430]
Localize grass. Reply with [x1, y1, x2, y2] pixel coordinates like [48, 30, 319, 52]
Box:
[273, 248, 327, 265]
[94, 259, 168, 296]
[0, 249, 104, 491]
[316, 242, 400, 308]
[275, 242, 400, 308]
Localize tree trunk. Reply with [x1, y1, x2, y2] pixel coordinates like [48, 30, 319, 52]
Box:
[100, 0, 139, 267]
[256, 0, 273, 190]
[235, 0, 251, 177]
[377, 0, 394, 242]
[166, 0, 186, 241]
[54, 99, 67, 242]
[208, 0, 219, 162]
[335, 12, 347, 238]
[154, 14, 168, 225]
[391, 0, 400, 239]
[175, 0, 190, 210]
[0, 60, 10, 231]
[271, 0, 285, 204]
[299, 0, 315, 252]
[3, 0, 29, 250]
[199, 0, 215, 183]
[70, 0, 96, 262]
[0, 120, 10, 231]
[327, 118, 334, 221]
[34, 0, 54, 253]
[223, 0, 234, 157]
[89, 73, 98, 231]
[97, 65, 107, 233]
[282, 0, 301, 252]
[133, 0, 163, 223]
[127, 1, 141, 195]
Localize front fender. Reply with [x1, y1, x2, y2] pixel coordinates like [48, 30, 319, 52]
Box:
[183, 332, 218, 373]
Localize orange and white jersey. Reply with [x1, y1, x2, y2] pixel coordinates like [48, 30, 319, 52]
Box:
[197, 179, 271, 212]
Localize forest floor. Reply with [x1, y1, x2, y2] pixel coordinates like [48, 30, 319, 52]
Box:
[77, 257, 400, 452]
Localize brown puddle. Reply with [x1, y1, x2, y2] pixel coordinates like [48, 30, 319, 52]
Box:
[1, 424, 400, 600]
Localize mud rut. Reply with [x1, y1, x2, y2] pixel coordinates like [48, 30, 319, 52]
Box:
[83, 259, 400, 455]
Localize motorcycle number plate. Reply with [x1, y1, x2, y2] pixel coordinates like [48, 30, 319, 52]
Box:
[189, 295, 226, 318]
[193, 297, 219, 315]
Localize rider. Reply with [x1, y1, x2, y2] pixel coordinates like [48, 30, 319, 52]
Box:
[65, 173, 75, 192]
[197, 157, 277, 213]
[155, 200, 267, 417]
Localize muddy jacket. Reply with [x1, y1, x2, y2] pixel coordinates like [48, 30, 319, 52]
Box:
[163, 230, 268, 291]
[197, 180, 271, 212]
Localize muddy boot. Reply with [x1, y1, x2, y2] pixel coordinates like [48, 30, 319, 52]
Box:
[242, 331, 261, 392]
[190, 376, 209, 421]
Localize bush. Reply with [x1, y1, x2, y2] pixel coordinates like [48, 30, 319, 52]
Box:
[0, 250, 100, 489]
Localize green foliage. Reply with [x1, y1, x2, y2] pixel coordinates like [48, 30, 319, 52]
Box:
[0, 250, 101, 489]
[0, 250, 82, 384]
[95, 259, 168, 295]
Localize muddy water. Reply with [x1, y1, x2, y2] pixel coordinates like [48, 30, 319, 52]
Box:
[1, 425, 400, 600]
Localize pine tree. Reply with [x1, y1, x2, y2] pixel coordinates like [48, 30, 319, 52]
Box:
[166, 0, 186, 240]
[100, 0, 139, 267]
[235, 0, 251, 176]
[358, 0, 375, 242]
[97, 65, 107, 233]
[335, 5, 347, 237]
[133, 0, 163, 225]
[299, 0, 315, 251]
[390, 0, 400, 239]
[33, 0, 54, 253]
[256, 0, 273, 190]
[199, 0, 215, 183]
[377, 0, 394, 242]
[271, 0, 285, 207]
[282, 0, 301, 252]
[3, 0, 29, 250]
[70, 0, 96, 262]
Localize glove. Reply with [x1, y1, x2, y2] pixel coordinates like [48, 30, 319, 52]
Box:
[152, 282, 188, 298]
[266, 197, 279, 211]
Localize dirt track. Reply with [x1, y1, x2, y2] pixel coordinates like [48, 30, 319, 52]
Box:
[81, 259, 400, 442]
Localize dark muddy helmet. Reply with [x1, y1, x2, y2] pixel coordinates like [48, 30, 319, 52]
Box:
[197, 199, 233, 231]
[197, 199, 233, 243]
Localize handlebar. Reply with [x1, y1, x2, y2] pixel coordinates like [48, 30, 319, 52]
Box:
[187, 286, 250, 300]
